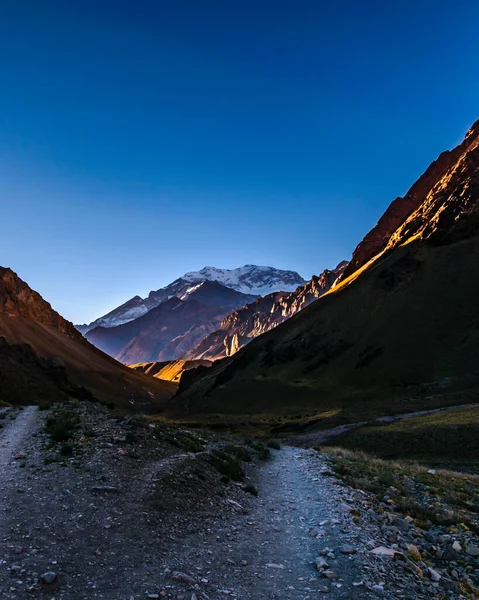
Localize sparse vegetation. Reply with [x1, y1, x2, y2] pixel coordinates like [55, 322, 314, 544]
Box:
[60, 443, 74, 456]
[45, 406, 79, 442]
[325, 446, 479, 532]
[243, 483, 258, 496]
[208, 449, 245, 482]
[248, 440, 271, 461]
[266, 439, 281, 450]
[326, 405, 479, 468]
[223, 444, 252, 462]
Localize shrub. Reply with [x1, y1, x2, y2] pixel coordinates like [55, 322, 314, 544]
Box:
[208, 449, 245, 482]
[223, 444, 252, 462]
[250, 441, 271, 461]
[243, 483, 258, 496]
[266, 439, 281, 450]
[60, 443, 73, 456]
[45, 408, 79, 442]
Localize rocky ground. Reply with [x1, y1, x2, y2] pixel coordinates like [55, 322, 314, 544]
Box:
[0, 403, 478, 599]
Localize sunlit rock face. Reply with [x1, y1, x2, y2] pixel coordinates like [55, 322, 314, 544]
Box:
[341, 119, 479, 281]
[186, 262, 348, 361]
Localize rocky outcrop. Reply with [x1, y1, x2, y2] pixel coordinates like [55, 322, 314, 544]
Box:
[186, 262, 348, 360]
[129, 359, 213, 383]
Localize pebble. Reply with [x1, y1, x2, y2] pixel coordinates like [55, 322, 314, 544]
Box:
[39, 571, 57, 584]
[391, 518, 409, 532]
[172, 572, 196, 585]
[322, 570, 338, 579]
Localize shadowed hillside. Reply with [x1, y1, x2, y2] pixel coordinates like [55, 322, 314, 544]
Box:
[0, 267, 176, 408]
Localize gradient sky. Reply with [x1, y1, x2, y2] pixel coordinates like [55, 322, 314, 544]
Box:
[1, 0, 478, 324]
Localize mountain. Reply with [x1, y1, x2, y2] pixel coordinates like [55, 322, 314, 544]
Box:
[76, 295, 149, 334]
[175, 119, 479, 425]
[77, 265, 305, 333]
[179, 265, 306, 295]
[186, 262, 348, 361]
[0, 267, 176, 408]
[340, 119, 479, 281]
[85, 281, 256, 364]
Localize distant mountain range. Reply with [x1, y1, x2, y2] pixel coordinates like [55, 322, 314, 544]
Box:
[77, 265, 305, 334]
[175, 118, 479, 423]
[186, 262, 348, 361]
[82, 264, 346, 367]
[85, 281, 257, 364]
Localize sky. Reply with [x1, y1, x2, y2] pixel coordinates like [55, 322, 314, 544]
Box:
[1, 0, 478, 324]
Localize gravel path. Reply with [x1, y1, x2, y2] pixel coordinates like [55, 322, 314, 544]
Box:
[168, 445, 381, 599]
[0, 405, 444, 599]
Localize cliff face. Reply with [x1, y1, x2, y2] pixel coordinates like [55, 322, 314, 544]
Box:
[187, 262, 348, 361]
[341, 119, 479, 280]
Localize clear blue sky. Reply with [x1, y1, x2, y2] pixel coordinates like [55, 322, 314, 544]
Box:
[1, 0, 478, 323]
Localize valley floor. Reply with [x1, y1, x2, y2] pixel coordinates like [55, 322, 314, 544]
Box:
[0, 405, 477, 600]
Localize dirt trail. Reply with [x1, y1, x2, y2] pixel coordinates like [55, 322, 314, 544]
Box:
[0, 406, 422, 599]
[167, 445, 380, 599]
[0, 406, 38, 467]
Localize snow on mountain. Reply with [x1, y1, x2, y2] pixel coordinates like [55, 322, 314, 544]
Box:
[76, 296, 150, 334]
[76, 265, 306, 333]
[181, 265, 306, 296]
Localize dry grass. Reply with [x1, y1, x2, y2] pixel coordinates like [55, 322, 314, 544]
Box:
[324, 446, 479, 531]
[327, 404, 479, 468]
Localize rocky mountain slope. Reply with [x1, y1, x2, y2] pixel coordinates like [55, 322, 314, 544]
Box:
[340, 119, 479, 281]
[0, 268, 176, 408]
[77, 265, 304, 334]
[86, 281, 256, 364]
[175, 119, 479, 423]
[186, 262, 348, 361]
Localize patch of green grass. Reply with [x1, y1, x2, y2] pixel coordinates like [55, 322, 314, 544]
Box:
[38, 402, 52, 411]
[208, 449, 245, 482]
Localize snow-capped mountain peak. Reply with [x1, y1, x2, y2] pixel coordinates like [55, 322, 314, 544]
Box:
[76, 265, 306, 333]
[181, 265, 306, 296]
